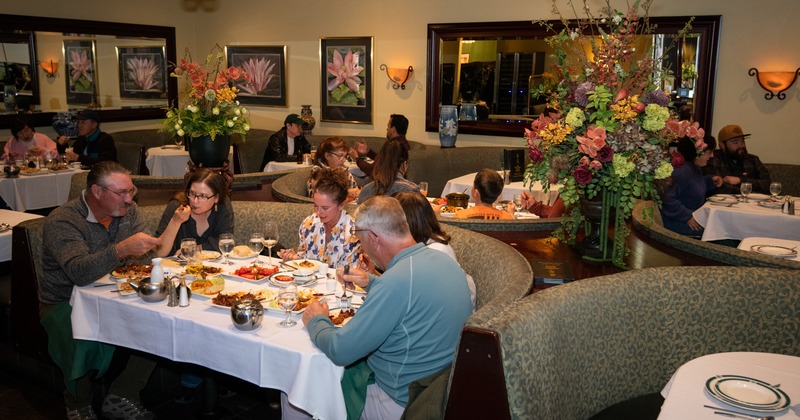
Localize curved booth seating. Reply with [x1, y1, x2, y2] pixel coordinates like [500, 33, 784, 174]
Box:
[443, 266, 800, 419]
[632, 200, 800, 269]
[271, 167, 314, 203]
[438, 215, 563, 232]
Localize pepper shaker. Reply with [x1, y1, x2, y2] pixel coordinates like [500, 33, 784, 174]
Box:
[167, 276, 179, 307]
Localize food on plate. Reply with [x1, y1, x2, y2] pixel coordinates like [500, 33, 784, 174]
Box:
[267, 293, 311, 311]
[272, 274, 294, 283]
[161, 259, 181, 268]
[297, 289, 315, 302]
[19, 167, 41, 174]
[440, 205, 462, 213]
[212, 290, 273, 307]
[196, 250, 221, 260]
[233, 265, 279, 280]
[117, 282, 134, 294]
[347, 283, 366, 293]
[185, 264, 223, 278]
[111, 262, 153, 278]
[296, 260, 316, 269]
[50, 165, 71, 171]
[232, 245, 254, 257]
[189, 275, 224, 295]
[329, 309, 356, 326]
[430, 197, 446, 206]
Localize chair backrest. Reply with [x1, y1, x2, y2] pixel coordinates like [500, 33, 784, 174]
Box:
[271, 168, 314, 203]
[11, 218, 51, 363]
[68, 171, 89, 201]
[115, 141, 145, 175]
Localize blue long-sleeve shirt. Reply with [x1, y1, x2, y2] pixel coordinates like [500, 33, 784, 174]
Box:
[306, 243, 472, 406]
[661, 162, 716, 225]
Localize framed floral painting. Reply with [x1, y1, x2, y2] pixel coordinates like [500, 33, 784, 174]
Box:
[116, 46, 167, 100]
[225, 45, 287, 107]
[63, 40, 97, 105]
[320, 37, 372, 124]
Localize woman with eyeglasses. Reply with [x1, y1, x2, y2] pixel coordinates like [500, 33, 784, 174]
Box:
[280, 167, 361, 269]
[3, 116, 58, 163]
[154, 168, 233, 257]
[307, 137, 359, 200]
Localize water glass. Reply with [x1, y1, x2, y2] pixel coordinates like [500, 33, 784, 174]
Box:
[419, 182, 428, 197]
[180, 238, 197, 262]
[513, 194, 524, 213]
[219, 233, 235, 265]
[249, 232, 265, 264]
[740, 182, 753, 203]
[277, 285, 298, 327]
[770, 181, 782, 198]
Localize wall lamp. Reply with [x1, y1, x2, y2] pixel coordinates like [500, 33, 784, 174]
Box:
[39, 60, 59, 78]
[380, 64, 413, 90]
[748, 67, 800, 100]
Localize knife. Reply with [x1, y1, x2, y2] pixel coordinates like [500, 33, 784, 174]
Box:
[703, 405, 760, 418]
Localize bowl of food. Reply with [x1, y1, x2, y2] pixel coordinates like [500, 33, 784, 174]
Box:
[445, 192, 469, 209]
[294, 267, 315, 279]
[230, 299, 264, 331]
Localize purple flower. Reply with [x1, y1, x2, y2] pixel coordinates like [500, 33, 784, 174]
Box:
[596, 146, 614, 163]
[573, 166, 593, 184]
[640, 89, 670, 107]
[574, 82, 595, 107]
[528, 144, 544, 163]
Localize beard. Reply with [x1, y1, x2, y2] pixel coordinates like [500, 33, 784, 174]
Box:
[735, 147, 749, 158]
[110, 203, 130, 217]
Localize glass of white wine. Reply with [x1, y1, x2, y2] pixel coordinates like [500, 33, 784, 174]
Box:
[418, 182, 428, 197]
[249, 232, 264, 265]
[263, 221, 279, 266]
[277, 285, 298, 328]
[218, 233, 235, 265]
[769, 181, 782, 199]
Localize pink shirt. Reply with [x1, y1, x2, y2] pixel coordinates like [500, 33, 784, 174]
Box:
[3, 132, 58, 162]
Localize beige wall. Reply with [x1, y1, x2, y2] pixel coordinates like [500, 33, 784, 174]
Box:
[5, 0, 800, 165]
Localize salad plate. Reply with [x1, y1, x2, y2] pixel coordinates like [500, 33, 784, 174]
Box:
[705, 375, 790, 412]
[757, 199, 783, 209]
[750, 245, 797, 258]
[707, 195, 737, 206]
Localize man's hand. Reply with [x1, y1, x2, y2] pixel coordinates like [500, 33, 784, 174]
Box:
[687, 216, 703, 231]
[354, 141, 369, 155]
[57, 135, 70, 145]
[723, 175, 741, 186]
[520, 190, 537, 208]
[115, 233, 161, 259]
[343, 265, 370, 288]
[712, 176, 723, 188]
[348, 148, 359, 160]
[302, 299, 330, 326]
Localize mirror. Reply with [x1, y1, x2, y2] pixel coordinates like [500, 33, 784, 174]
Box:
[425, 16, 720, 137]
[0, 14, 177, 130]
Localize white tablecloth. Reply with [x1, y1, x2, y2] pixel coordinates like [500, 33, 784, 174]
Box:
[658, 352, 800, 419]
[0, 168, 85, 211]
[264, 160, 365, 177]
[441, 171, 560, 205]
[70, 262, 349, 419]
[737, 237, 800, 261]
[146, 147, 234, 177]
[692, 200, 800, 241]
[0, 209, 43, 262]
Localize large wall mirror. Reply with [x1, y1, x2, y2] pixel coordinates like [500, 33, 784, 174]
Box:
[0, 14, 177, 130]
[425, 16, 720, 137]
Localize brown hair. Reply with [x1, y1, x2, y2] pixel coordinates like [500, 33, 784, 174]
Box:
[393, 191, 451, 245]
[372, 140, 409, 195]
[177, 168, 228, 205]
[313, 167, 350, 204]
[313, 137, 347, 167]
[473, 168, 504, 204]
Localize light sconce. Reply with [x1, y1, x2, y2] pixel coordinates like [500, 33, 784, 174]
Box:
[39, 60, 59, 78]
[748, 67, 800, 100]
[380, 64, 413, 90]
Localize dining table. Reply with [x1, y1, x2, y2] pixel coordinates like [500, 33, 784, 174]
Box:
[692, 194, 800, 241]
[0, 166, 86, 212]
[737, 237, 800, 261]
[0, 209, 43, 262]
[264, 160, 365, 177]
[70, 257, 361, 419]
[658, 352, 800, 419]
[441, 171, 560, 205]
[145, 146, 234, 177]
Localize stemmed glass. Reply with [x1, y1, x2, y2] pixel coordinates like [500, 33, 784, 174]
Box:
[277, 285, 298, 327]
[249, 232, 265, 265]
[218, 233, 235, 265]
[770, 181, 782, 199]
[740, 182, 753, 203]
[418, 182, 428, 197]
[513, 194, 524, 215]
[174, 136, 184, 149]
[263, 221, 278, 266]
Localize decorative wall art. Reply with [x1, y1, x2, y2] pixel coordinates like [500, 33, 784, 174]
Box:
[320, 36, 372, 124]
[63, 40, 96, 105]
[226, 45, 287, 107]
[116, 46, 167, 100]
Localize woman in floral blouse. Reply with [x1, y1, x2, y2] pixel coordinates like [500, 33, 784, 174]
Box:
[280, 168, 361, 268]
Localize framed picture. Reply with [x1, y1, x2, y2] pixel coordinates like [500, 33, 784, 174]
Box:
[63, 40, 97, 105]
[320, 36, 372, 124]
[116, 46, 167, 100]
[226, 45, 287, 107]
[460, 53, 470, 64]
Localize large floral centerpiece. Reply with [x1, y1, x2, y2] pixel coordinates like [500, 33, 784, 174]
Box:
[162, 46, 251, 150]
[524, 0, 706, 267]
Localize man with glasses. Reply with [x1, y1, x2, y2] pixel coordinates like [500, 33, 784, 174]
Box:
[299, 196, 472, 419]
[40, 161, 160, 420]
[260, 113, 312, 171]
[705, 124, 771, 194]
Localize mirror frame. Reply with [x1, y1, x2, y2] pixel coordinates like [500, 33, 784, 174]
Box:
[425, 16, 721, 137]
[0, 14, 177, 130]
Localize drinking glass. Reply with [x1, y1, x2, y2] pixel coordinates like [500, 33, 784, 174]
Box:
[769, 181, 782, 198]
[180, 238, 197, 262]
[218, 233, 235, 265]
[263, 221, 278, 266]
[174, 136, 184, 149]
[513, 194, 524, 213]
[277, 285, 298, 327]
[249, 232, 265, 265]
[740, 182, 753, 203]
[419, 182, 428, 197]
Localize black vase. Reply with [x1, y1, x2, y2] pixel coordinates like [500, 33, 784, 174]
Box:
[576, 197, 616, 262]
[187, 134, 231, 168]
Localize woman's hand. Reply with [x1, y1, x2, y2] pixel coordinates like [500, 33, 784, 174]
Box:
[278, 248, 299, 261]
[171, 205, 191, 224]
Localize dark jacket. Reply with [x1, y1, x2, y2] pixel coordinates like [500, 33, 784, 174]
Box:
[57, 130, 117, 166]
[355, 135, 409, 178]
[260, 127, 311, 171]
[155, 199, 234, 255]
[704, 151, 771, 195]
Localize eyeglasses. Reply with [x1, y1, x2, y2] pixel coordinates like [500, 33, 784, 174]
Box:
[188, 191, 217, 202]
[97, 184, 138, 198]
[349, 226, 374, 236]
[330, 151, 346, 159]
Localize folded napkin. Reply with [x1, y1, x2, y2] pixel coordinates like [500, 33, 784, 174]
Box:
[515, 212, 540, 219]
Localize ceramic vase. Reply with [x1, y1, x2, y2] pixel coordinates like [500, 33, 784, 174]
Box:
[52, 112, 78, 138]
[300, 105, 316, 135]
[3, 85, 17, 112]
[439, 105, 458, 148]
[187, 134, 231, 168]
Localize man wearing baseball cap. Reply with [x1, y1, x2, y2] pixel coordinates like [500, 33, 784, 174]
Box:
[259, 113, 311, 171]
[56, 109, 118, 166]
[704, 124, 771, 195]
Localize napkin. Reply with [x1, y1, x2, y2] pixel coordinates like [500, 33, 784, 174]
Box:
[515, 212, 539, 219]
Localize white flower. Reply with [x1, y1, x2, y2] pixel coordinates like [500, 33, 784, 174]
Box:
[612, 14, 622, 24]
[174, 124, 181, 130]
[570, 30, 579, 40]
[212, 107, 220, 115]
[601, 18, 606, 24]
[241, 107, 248, 114]
[234, 109, 241, 116]
[177, 129, 184, 136]
[440, 118, 458, 136]
[233, 117, 238, 121]
[177, 119, 182, 125]
[631, 47, 636, 52]
[244, 124, 250, 131]
[227, 120, 234, 127]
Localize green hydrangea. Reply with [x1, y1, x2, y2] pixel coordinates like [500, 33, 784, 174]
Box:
[642, 104, 670, 132]
[613, 154, 634, 178]
[565, 107, 586, 128]
[654, 160, 674, 179]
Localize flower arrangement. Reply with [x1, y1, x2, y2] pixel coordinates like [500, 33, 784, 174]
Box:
[162, 45, 251, 141]
[524, 0, 706, 266]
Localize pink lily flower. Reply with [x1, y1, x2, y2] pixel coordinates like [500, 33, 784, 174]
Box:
[327, 49, 364, 95]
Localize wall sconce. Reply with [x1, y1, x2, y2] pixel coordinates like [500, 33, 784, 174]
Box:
[39, 60, 59, 78]
[748, 67, 800, 100]
[380, 64, 413, 90]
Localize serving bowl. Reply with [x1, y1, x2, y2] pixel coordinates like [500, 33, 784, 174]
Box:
[446, 192, 469, 208]
[231, 299, 264, 331]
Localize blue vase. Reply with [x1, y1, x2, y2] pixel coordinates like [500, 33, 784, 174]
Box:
[52, 112, 78, 138]
[439, 105, 458, 148]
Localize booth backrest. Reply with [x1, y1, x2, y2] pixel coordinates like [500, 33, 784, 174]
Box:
[270, 167, 313, 203]
[765, 163, 800, 196]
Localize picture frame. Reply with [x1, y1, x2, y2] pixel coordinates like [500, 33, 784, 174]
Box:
[320, 36, 372, 124]
[116, 46, 167, 100]
[459, 53, 470, 64]
[63, 40, 97, 105]
[226, 45, 287, 107]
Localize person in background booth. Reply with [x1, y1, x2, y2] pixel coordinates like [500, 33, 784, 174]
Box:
[260, 113, 311, 170]
[515, 190, 566, 218]
[704, 124, 771, 195]
[349, 114, 410, 178]
[56, 109, 118, 166]
[307, 137, 360, 200]
[356, 140, 418, 204]
[453, 169, 513, 220]
[3, 116, 58, 163]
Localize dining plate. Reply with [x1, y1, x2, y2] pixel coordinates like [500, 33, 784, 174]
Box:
[267, 271, 318, 287]
[225, 265, 280, 282]
[110, 263, 154, 279]
[264, 298, 307, 314]
[750, 245, 798, 258]
[746, 193, 770, 202]
[115, 281, 137, 297]
[757, 200, 783, 209]
[208, 290, 275, 309]
[0, 223, 11, 233]
[196, 250, 221, 260]
[707, 195, 737, 205]
[328, 308, 356, 326]
[189, 275, 225, 297]
[705, 375, 790, 412]
[19, 168, 50, 176]
[345, 283, 367, 294]
[287, 259, 321, 272]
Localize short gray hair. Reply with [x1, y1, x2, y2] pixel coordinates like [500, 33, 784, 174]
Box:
[86, 161, 131, 188]
[353, 196, 409, 238]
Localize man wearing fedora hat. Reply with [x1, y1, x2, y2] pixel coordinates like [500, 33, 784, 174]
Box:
[704, 124, 771, 195]
[259, 113, 312, 171]
[56, 109, 118, 166]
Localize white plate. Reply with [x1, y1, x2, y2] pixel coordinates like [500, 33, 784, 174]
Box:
[757, 200, 783, 209]
[207, 290, 275, 309]
[115, 281, 137, 297]
[746, 193, 770, 201]
[705, 375, 790, 412]
[750, 245, 798, 258]
[268, 271, 318, 287]
[345, 283, 367, 295]
[19, 168, 50, 176]
[328, 308, 356, 326]
[287, 259, 321, 271]
[228, 251, 259, 259]
[224, 265, 280, 282]
[196, 251, 221, 261]
[707, 195, 737, 205]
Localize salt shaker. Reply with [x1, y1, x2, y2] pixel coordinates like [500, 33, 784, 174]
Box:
[783, 196, 793, 214]
[178, 274, 190, 307]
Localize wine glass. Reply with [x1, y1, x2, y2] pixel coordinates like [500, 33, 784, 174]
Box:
[263, 221, 278, 266]
[174, 136, 184, 149]
[277, 285, 298, 327]
[513, 194, 524, 214]
[418, 182, 429, 197]
[218, 233, 235, 265]
[740, 182, 753, 203]
[769, 181, 782, 199]
[249, 232, 265, 265]
[180, 238, 197, 262]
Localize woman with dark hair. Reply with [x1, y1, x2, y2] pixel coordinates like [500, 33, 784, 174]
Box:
[154, 168, 234, 256]
[3, 116, 58, 162]
[661, 135, 723, 236]
[281, 167, 361, 268]
[356, 140, 418, 204]
[307, 137, 359, 199]
[394, 191, 476, 309]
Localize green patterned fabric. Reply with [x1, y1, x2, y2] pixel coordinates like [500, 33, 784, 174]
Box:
[439, 215, 563, 232]
[271, 168, 314, 203]
[481, 266, 800, 419]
